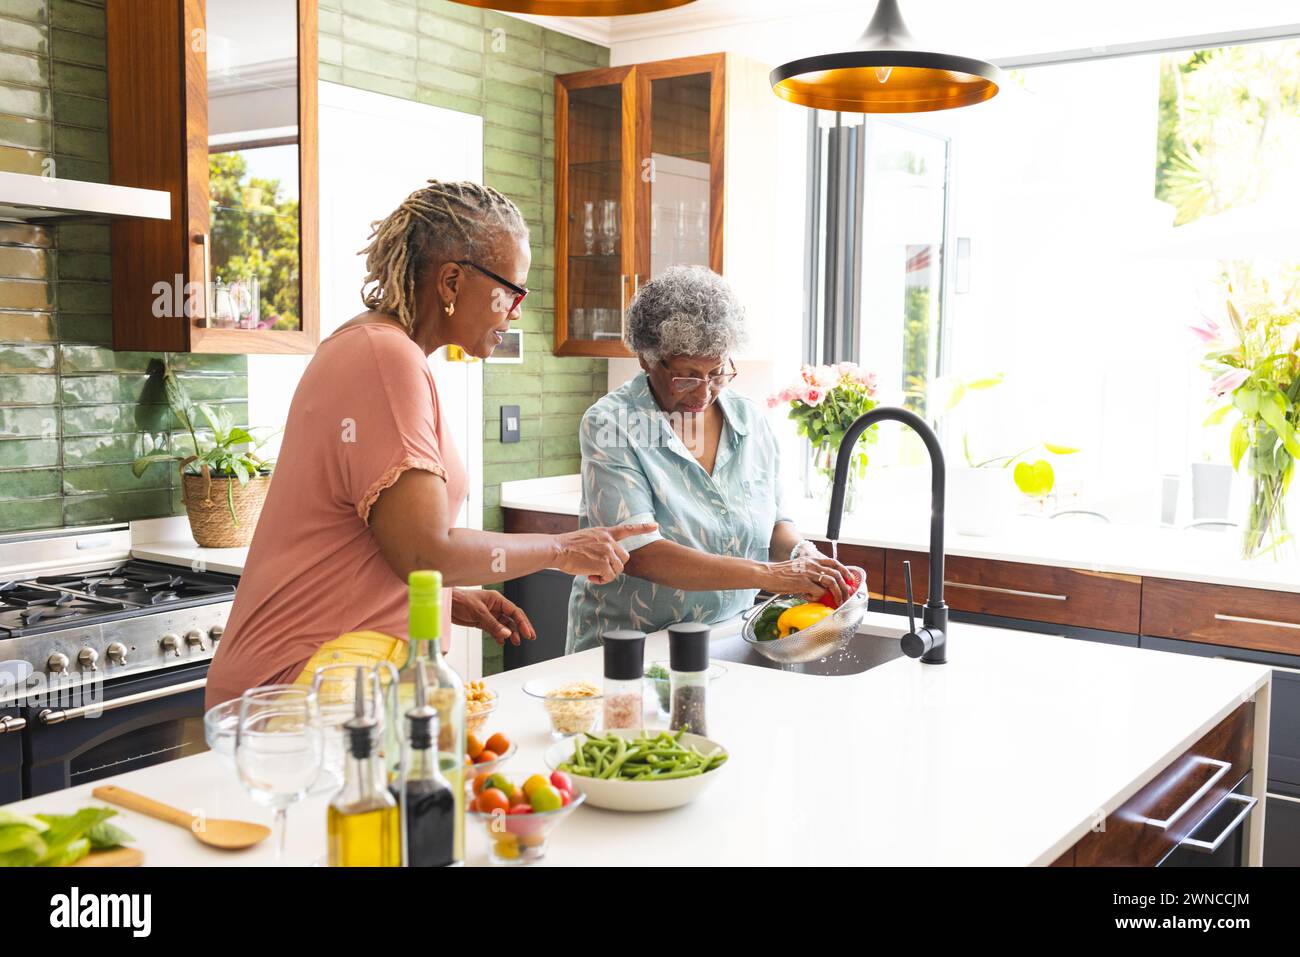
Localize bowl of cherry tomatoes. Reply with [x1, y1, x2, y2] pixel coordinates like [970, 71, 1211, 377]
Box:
[468, 769, 585, 865]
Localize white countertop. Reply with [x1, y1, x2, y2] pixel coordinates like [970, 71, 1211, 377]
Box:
[130, 516, 248, 575]
[3, 613, 1271, 866]
[500, 475, 1300, 594]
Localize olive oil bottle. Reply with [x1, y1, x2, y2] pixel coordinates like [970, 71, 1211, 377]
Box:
[394, 570, 465, 865]
[327, 668, 400, 867]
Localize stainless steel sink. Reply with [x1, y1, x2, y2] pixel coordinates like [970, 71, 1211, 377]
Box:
[709, 622, 908, 677]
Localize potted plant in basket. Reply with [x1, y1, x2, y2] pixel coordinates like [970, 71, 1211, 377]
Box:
[768, 363, 880, 511]
[1192, 275, 1300, 560]
[132, 362, 278, 548]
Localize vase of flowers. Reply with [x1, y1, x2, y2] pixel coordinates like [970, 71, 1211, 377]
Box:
[1193, 278, 1300, 560]
[769, 363, 880, 512]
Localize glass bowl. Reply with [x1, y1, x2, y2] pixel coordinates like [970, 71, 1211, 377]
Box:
[465, 689, 497, 738]
[469, 791, 586, 865]
[643, 660, 727, 719]
[203, 698, 240, 768]
[521, 674, 602, 738]
[463, 740, 517, 789]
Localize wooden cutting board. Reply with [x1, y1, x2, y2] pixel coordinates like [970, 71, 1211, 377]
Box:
[71, 846, 144, 867]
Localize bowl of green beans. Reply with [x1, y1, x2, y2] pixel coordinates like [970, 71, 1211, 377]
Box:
[544, 728, 729, 812]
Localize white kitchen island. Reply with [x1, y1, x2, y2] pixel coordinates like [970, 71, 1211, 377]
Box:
[2, 612, 1272, 866]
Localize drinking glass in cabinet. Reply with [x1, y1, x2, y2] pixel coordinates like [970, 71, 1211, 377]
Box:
[599, 199, 619, 256]
[582, 201, 596, 255]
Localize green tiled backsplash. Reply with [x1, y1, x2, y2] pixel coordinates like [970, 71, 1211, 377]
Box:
[0, 0, 248, 532]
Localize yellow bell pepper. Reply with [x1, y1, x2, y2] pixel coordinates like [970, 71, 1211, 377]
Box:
[776, 602, 834, 638]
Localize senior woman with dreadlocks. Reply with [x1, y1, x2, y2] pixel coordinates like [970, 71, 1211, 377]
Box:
[565, 265, 854, 653]
[206, 181, 653, 706]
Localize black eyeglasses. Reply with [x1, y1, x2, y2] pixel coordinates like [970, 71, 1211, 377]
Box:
[660, 359, 738, 394]
[456, 260, 529, 315]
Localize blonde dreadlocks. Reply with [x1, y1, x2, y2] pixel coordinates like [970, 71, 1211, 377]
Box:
[359, 180, 529, 331]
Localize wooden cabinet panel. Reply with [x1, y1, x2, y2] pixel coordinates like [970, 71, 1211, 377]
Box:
[1072, 702, 1254, 866]
[1142, 578, 1300, 656]
[106, 0, 319, 354]
[884, 551, 1141, 634]
[503, 508, 580, 535]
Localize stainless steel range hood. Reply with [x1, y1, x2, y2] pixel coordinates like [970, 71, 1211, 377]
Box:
[0, 170, 169, 222]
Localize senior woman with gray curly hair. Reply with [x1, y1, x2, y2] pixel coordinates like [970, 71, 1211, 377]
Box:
[565, 265, 854, 653]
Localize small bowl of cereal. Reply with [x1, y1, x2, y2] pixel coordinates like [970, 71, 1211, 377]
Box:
[522, 675, 602, 738]
[465, 680, 497, 737]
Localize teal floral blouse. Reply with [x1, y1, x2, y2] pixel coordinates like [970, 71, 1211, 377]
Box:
[565, 372, 791, 653]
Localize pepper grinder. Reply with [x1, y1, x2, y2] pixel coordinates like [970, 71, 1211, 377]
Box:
[667, 623, 710, 735]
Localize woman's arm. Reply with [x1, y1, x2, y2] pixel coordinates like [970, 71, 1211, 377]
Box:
[770, 520, 814, 562]
[369, 469, 655, 587]
[623, 537, 855, 603]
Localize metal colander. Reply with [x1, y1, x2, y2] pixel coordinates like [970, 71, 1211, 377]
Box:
[740, 566, 869, 664]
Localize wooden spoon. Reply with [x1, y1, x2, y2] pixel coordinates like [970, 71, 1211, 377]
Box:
[92, 785, 271, 851]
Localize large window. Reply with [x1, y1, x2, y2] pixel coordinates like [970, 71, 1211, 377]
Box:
[810, 34, 1300, 529]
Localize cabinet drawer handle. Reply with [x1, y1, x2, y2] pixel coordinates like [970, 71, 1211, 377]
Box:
[1214, 613, 1300, 631]
[943, 580, 1068, 601]
[193, 232, 211, 326]
[1181, 793, 1257, 853]
[1142, 756, 1231, 830]
[1213, 656, 1300, 677]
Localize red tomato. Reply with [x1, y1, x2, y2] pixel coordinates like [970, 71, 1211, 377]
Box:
[558, 788, 572, 807]
[508, 804, 533, 815]
[474, 749, 499, 765]
[472, 772, 492, 796]
[476, 788, 509, 814]
[549, 770, 572, 793]
[817, 570, 862, 609]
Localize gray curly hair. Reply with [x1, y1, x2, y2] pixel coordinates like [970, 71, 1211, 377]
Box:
[624, 265, 747, 360]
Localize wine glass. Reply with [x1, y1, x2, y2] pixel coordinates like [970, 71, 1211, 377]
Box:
[310, 663, 392, 795]
[582, 200, 595, 255]
[599, 199, 619, 256]
[235, 684, 323, 865]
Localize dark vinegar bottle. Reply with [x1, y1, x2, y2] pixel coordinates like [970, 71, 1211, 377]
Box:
[393, 700, 456, 867]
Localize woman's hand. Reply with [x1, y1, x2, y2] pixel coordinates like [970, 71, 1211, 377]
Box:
[554, 523, 658, 584]
[451, 588, 536, 647]
[760, 551, 856, 604]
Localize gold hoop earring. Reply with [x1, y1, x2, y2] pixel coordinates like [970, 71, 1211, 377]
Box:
[444, 301, 455, 317]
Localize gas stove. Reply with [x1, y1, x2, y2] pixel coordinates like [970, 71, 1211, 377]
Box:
[0, 525, 237, 702]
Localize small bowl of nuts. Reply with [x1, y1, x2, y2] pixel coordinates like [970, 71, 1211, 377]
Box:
[465, 680, 497, 737]
[522, 675, 602, 738]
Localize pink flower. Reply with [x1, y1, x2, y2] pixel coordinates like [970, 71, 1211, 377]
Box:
[804, 388, 824, 407]
[1209, 368, 1250, 397]
[1188, 322, 1220, 345]
[811, 365, 838, 388]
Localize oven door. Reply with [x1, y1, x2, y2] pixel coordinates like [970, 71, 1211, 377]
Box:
[22, 662, 210, 798]
[0, 701, 23, 804]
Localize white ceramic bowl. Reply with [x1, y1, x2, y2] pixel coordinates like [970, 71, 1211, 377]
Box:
[544, 728, 728, 812]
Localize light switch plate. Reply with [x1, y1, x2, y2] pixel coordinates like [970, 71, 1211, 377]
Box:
[500, 405, 521, 444]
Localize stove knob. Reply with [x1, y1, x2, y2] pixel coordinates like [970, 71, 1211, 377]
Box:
[184, 629, 206, 651]
[208, 624, 225, 643]
[77, 647, 99, 672]
[46, 653, 69, 675]
[106, 642, 128, 666]
[160, 633, 181, 657]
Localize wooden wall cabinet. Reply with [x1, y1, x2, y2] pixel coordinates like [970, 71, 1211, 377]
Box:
[554, 52, 783, 357]
[106, 0, 319, 354]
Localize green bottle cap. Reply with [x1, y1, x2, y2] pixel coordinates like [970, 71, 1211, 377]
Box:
[408, 570, 442, 641]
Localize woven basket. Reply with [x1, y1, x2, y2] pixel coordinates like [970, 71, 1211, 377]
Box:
[180, 457, 271, 548]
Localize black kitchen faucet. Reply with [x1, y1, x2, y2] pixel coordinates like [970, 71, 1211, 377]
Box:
[826, 406, 949, 664]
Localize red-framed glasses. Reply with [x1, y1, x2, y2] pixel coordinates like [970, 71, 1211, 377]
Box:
[456, 260, 529, 315]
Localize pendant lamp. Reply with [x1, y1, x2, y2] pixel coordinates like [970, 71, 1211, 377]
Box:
[770, 0, 1001, 113]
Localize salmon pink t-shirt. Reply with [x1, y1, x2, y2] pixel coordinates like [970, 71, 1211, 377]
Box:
[204, 323, 468, 707]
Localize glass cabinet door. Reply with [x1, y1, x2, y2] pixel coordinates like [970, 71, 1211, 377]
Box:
[642, 66, 719, 281]
[558, 72, 633, 354]
[203, 0, 303, 334]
